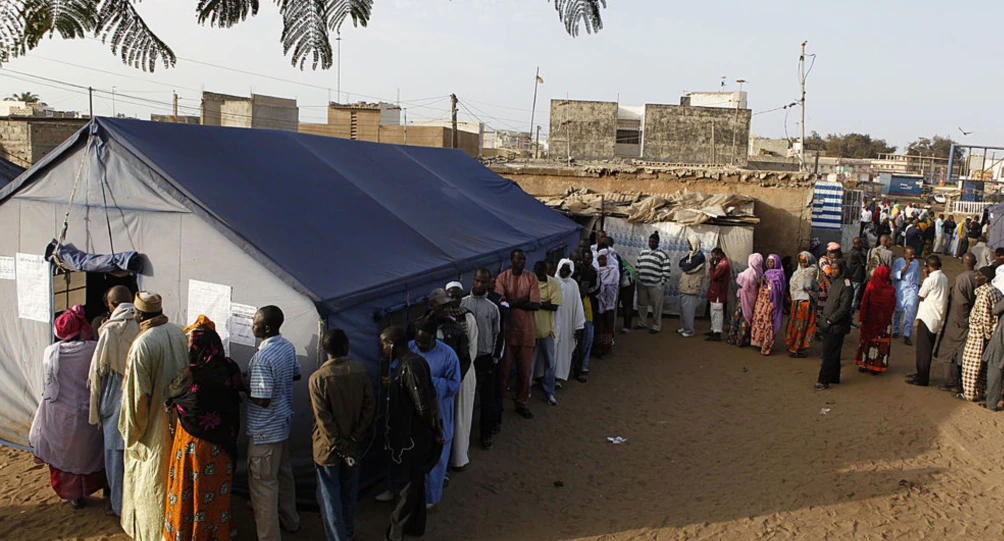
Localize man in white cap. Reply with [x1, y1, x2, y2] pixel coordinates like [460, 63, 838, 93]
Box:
[118, 291, 189, 541]
[443, 282, 478, 472]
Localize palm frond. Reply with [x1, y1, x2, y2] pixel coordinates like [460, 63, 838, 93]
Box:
[278, 0, 331, 70]
[0, 0, 27, 62]
[325, 0, 371, 32]
[196, 0, 258, 28]
[553, 0, 605, 36]
[96, 0, 176, 72]
[20, 0, 97, 49]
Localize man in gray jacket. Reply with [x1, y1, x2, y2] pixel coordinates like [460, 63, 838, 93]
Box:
[982, 296, 1004, 411]
[816, 260, 854, 390]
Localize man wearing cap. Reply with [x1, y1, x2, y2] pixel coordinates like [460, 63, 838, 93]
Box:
[118, 291, 189, 541]
[634, 232, 671, 334]
[443, 282, 479, 471]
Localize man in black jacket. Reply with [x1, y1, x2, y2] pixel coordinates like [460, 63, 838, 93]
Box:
[847, 237, 867, 312]
[817, 260, 855, 390]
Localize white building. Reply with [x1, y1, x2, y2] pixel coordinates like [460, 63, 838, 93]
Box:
[682, 91, 748, 110]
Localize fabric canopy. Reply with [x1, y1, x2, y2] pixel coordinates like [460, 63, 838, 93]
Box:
[0, 156, 24, 189]
[1, 118, 580, 314]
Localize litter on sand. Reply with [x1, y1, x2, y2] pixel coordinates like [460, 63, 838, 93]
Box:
[820, 408, 831, 415]
[607, 436, 628, 445]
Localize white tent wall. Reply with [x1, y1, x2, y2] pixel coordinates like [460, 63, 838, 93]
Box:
[603, 217, 753, 317]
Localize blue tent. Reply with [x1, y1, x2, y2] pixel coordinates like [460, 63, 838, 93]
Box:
[0, 118, 580, 494]
[0, 156, 25, 189]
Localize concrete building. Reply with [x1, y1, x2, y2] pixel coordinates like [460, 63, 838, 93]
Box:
[0, 100, 81, 119]
[200, 92, 299, 131]
[299, 102, 480, 157]
[0, 118, 88, 167]
[150, 114, 201, 124]
[681, 91, 748, 109]
[549, 98, 751, 165]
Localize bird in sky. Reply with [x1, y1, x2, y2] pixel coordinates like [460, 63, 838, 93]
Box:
[959, 127, 974, 136]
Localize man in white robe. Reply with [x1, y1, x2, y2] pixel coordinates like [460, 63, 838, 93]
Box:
[118, 292, 189, 541]
[88, 285, 139, 516]
[554, 259, 586, 382]
[443, 283, 479, 471]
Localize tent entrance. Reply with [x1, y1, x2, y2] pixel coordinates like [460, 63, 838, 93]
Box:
[53, 266, 138, 325]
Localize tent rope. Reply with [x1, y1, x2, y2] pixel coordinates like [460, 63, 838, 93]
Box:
[56, 133, 94, 249]
[98, 161, 115, 255]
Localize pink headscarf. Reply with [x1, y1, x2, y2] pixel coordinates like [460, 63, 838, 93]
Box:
[53, 304, 92, 341]
[736, 253, 764, 322]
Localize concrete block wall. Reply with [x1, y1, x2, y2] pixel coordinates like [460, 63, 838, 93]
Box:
[299, 123, 479, 157]
[0, 120, 31, 166]
[251, 95, 299, 132]
[28, 121, 87, 163]
[548, 100, 618, 161]
[0, 119, 86, 166]
[643, 105, 751, 165]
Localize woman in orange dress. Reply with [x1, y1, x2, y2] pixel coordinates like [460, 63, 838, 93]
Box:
[163, 316, 242, 541]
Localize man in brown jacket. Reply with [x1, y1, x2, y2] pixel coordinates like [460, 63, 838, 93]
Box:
[309, 329, 375, 541]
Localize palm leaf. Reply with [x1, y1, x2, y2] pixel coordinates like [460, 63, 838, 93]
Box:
[196, 0, 258, 28]
[278, 0, 331, 70]
[0, 0, 27, 61]
[325, 0, 371, 32]
[553, 0, 605, 36]
[20, 0, 97, 49]
[95, 0, 175, 72]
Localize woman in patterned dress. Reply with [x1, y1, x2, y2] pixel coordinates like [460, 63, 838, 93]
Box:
[163, 316, 243, 541]
[960, 266, 1003, 401]
[854, 266, 896, 373]
[728, 253, 763, 347]
[786, 252, 818, 358]
[750, 254, 786, 355]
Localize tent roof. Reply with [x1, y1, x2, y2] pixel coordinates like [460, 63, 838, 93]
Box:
[0, 118, 578, 313]
[0, 156, 24, 188]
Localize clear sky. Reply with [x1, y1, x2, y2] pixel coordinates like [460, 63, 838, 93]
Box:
[1, 0, 1000, 151]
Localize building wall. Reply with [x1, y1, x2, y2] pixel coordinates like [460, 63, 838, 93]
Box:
[490, 164, 813, 257]
[250, 95, 299, 131]
[326, 108, 382, 140]
[548, 100, 618, 161]
[150, 114, 201, 124]
[643, 105, 752, 165]
[298, 123, 480, 157]
[0, 119, 87, 166]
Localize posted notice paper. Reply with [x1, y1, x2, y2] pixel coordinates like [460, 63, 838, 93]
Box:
[187, 279, 232, 350]
[0, 256, 14, 280]
[229, 303, 258, 348]
[16, 253, 51, 323]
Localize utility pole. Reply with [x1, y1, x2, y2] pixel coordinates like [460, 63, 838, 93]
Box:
[535, 125, 541, 159]
[450, 94, 458, 149]
[711, 122, 716, 164]
[799, 41, 807, 172]
[112, 86, 117, 117]
[529, 66, 541, 157]
[336, 32, 342, 103]
[88, 87, 93, 119]
[172, 92, 178, 122]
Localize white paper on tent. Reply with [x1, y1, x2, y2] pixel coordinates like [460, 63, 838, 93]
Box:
[187, 279, 232, 352]
[229, 303, 258, 348]
[0, 256, 14, 280]
[16, 253, 51, 323]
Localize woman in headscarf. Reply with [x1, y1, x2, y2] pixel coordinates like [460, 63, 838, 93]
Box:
[29, 305, 106, 509]
[592, 249, 620, 358]
[678, 234, 706, 338]
[786, 252, 818, 358]
[163, 316, 243, 541]
[728, 253, 763, 347]
[960, 266, 1004, 401]
[854, 266, 897, 374]
[750, 254, 786, 355]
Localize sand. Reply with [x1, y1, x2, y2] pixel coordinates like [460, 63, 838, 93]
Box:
[5, 253, 1004, 541]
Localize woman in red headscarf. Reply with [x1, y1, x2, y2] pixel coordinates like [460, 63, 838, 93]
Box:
[29, 305, 107, 508]
[854, 266, 897, 373]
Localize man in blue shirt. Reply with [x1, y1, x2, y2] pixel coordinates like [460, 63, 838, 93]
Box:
[892, 247, 921, 346]
[409, 318, 460, 509]
[245, 305, 302, 541]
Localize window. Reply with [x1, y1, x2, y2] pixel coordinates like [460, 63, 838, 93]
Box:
[616, 129, 640, 145]
[52, 267, 138, 330]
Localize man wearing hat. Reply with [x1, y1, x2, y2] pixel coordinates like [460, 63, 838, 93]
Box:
[443, 282, 479, 471]
[118, 291, 189, 541]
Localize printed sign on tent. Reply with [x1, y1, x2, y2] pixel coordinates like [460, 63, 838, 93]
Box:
[16, 253, 51, 323]
[229, 303, 258, 348]
[187, 279, 232, 353]
[0, 256, 14, 280]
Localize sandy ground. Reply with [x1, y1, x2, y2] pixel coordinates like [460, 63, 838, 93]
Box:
[6, 253, 1004, 541]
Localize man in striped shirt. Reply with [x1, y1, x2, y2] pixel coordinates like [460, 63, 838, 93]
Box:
[246, 305, 302, 541]
[634, 232, 671, 334]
